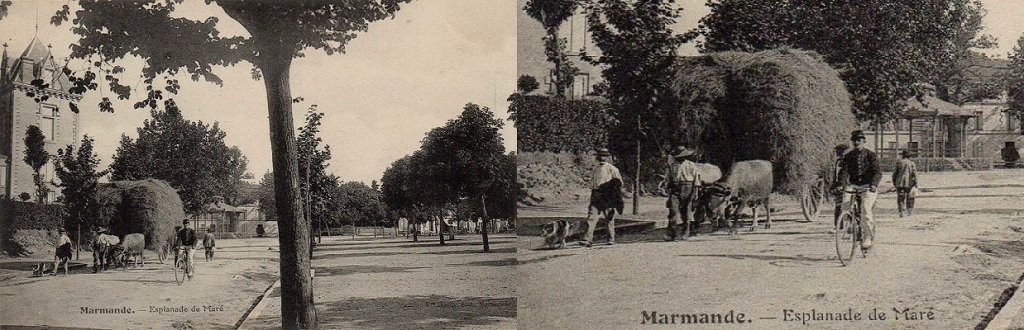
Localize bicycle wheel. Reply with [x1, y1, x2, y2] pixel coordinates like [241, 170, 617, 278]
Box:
[174, 258, 185, 285]
[835, 212, 857, 266]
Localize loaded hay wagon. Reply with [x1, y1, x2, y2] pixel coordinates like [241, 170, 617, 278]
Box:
[94, 179, 185, 264]
[665, 48, 857, 222]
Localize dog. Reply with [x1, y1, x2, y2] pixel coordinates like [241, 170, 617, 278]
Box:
[541, 220, 571, 249]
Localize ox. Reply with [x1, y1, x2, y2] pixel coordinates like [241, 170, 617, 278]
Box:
[699, 160, 773, 234]
[120, 233, 146, 268]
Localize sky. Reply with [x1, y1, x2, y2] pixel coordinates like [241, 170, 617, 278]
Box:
[668, 0, 1024, 58]
[0, 0, 517, 185]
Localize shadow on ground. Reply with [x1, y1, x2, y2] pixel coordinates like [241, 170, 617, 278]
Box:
[317, 295, 515, 329]
[314, 265, 427, 277]
[448, 258, 517, 267]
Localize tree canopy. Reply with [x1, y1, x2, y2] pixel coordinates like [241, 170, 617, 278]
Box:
[700, 0, 994, 122]
[1008, 34, 1024, 133]
[525, 0, 581, 97]
[23, 125, 51, 203]
[55, 135, 108, 232]
[109, 106, 251, 216]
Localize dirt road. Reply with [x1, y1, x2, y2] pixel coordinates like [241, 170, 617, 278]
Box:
[518, 169, 1024, 330]
[243, 233, 517, 329]
[0, 238, 280, 329]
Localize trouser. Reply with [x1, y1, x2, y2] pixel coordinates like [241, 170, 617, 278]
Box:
[666, 184, 696, 239]
[841, 190, 878, 248]
[92, 245, 106, 273]
[896, 187, 915, 216]
[205, 247, 214, 261]
[581, 205, 616, 244]
[179, 248, 196, 276]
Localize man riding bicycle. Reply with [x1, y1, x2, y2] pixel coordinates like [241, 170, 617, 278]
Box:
[835, 130, 882, 253]
[177, 219, 198, 278]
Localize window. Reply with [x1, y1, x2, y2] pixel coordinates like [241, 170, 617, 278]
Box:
[0, 163, 7, 190]
[40, 104, 57, 141]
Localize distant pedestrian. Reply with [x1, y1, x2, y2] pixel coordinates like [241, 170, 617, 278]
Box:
[53, 228, 72, 276]
[203, 228, 216, 261]
[893, 150, 918, 217]
[664, 146, 700, 241]
[580, 148, 623, 247]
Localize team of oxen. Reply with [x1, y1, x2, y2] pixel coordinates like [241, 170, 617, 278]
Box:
[90, 231, 155, 272]
[542, 159, 774, 248]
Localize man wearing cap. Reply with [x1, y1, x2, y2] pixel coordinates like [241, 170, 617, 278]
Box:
[581, 148, 623, 247]
[53, 228, 73, 276]
[177, 219, 198, 277]
[837, 130, 882, 252]
[892, 149, 918, 217]
[664, 145, 701, 241]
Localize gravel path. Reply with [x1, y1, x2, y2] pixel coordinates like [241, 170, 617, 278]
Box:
[0, 237, 281, 329]
[243, 233, 517, 329]
[518, 169, 1024, 330]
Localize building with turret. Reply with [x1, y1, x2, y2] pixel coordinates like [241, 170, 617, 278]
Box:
[0, 37, 82, 202]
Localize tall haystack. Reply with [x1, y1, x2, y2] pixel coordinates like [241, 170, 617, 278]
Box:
[667, 48, 857, 194]
[95, 179, 184, 249]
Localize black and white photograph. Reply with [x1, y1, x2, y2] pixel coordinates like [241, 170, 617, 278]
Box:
[515, 0, 1024, 329]
[0, 1, 515, 329]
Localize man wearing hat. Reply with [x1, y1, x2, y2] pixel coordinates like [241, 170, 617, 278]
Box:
[664, 145, 701, 241]
[837, 130, 882, 252]
[581, 148, 624, 247]
[828, 143, 850, 234]
[52, 228, 73, 276]
[892, 149, 918, 217]
[177, 218, 198, 277]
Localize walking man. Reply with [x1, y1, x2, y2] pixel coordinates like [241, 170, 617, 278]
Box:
[203, 228, 216, 261]
[837, 130, 882, 253]
[893, 150, 918, 217]
[580, 148, 623, 247]
[664, 145, 701, 241]
[53, 228, 73, 276]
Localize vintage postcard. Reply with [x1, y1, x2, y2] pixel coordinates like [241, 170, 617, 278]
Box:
[1, 1, 515, 329]
[515, 0, 1024, 329]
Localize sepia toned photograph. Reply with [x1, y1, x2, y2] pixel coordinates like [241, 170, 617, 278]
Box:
[1, 1, 515, 329]
[515, 0, 1024, 329]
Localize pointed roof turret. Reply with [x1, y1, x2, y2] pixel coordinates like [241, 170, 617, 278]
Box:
[19, 36, 49, 62]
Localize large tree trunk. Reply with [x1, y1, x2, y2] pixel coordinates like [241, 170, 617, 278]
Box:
[260, 56, 316, 329]
[633, 114, 641, 215]
[480, 194, 490, 252]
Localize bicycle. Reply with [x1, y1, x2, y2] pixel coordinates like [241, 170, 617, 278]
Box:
[174, 247, 194, 285]
[835, 185, 871, 266]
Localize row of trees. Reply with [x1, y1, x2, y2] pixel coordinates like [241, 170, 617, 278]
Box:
[255, 106, 388, 234]
[17, 103, 255, 241]
[381, 103, 515, 252]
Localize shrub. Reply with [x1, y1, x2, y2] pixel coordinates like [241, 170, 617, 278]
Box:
[509, 94, 616, 153]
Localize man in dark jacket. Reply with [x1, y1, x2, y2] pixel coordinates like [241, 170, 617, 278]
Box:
[177, 219, 198, 277]
[837, 130, 882, 252]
